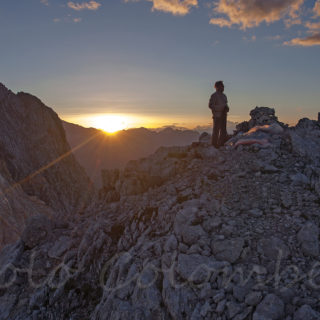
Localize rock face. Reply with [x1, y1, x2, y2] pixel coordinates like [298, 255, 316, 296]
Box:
[0, 159, 54, 248]
[0, 83, 94, 213]
[1, 105, 320, 319]
[0, 83, 95, 248]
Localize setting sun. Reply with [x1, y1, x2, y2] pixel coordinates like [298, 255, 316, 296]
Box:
[89, 114, 129, 133]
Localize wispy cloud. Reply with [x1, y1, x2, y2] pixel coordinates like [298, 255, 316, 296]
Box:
[284, 32, 320, 46]
[283, 1, 320, 46]
[52, 17, 82, 24]
[314, 0, 320, 17]
[208, 0, 320, 47]
[266, 34, 282, 41]
[243, 35, 256, 42]
[209, 0, 305, 30]
[67, 0, 101, 11]
[126, 0, 320, 47]
[305, 21, 320, 31]
[125, 0, 198, 16]
[40, 0, 49, 6]
[150, 0, 197, 15]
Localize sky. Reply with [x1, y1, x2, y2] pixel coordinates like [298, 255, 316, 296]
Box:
[1, 0, 320, 130]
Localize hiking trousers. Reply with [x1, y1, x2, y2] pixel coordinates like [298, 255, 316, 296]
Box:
[211, 112, 227, 148]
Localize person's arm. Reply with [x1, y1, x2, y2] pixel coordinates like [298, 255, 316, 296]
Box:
[209, 94, 215, 111]
[208, 95, 213, 110]
[225, 94, 229, 113]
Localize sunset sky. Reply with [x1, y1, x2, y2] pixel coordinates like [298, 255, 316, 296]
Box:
[1, 0, 320, 130]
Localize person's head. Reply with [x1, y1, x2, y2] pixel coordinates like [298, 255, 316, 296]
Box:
[214, 81, 224, 93]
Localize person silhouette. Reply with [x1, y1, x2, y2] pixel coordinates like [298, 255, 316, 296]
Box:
[208, 81, 229, 148]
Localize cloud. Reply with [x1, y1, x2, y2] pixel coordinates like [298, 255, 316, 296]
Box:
[243, 35, 256, 42]
[53, 18, 61, 23]
[40, 0, 49, 6]
[314, 0, 320, 17]
[209, 0, 305, 30]
[209, 17, 232, 27]
[284, 32, 320, 46]
[305, 21, 320, 31]
[266, 34, 282, 40]
[125, 0, 198, 16]
[73, 17, 82, 22]
[67, 1, 101, 11]
[127, 0, 320, 48]
[283, 1, 320, 46]
[150, 0, 197, 15]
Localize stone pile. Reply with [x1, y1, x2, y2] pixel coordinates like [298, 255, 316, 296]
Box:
[235, 106, 287, 134]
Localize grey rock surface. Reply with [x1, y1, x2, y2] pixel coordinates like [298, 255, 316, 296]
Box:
[0, 83, 94, 210]
[297, 222, 319, 257]
[293, 305, 320, 320]
[253, 294, 284, 320]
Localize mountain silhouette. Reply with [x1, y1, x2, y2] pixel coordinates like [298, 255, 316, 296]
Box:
[63, 121, 199, 187]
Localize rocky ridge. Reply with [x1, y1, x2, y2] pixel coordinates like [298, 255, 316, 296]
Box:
[1, 104, 320, 320]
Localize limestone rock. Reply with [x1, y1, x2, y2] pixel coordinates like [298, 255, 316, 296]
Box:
[257, 237, 289, 260]
[245, 291, 262, 306]
[21, 215, 53, 249]
[253, 294, 284, 320]
[0, 84, 94, 214]
[293, 305, 320, 320]
[0, 83, 95, 248]
[297, 223, 319, 257]
[211, 238, 244, 263]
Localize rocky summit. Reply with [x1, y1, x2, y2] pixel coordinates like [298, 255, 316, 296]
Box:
[1, 88, 320, 320]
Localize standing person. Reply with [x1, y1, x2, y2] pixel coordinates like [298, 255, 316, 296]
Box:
[208, 81, 229, 148]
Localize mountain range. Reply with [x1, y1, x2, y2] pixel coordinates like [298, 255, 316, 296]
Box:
[62, 121, 200, 187]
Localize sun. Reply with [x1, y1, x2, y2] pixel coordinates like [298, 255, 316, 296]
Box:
[90, 114, 128, 133]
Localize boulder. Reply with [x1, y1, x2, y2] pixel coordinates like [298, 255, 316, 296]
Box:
[257, 237, 289, 260]
[297, 223, 319, 257]
[293, 305, 320, 320]
[253, 294, 284, 320]
[21, 215, 53, 249]
[211, 238, 244, 263]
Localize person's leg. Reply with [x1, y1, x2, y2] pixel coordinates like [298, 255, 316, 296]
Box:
[220, 112, 227, 145]
[212, 116, 219, 147]
[216, 116, 224, 147]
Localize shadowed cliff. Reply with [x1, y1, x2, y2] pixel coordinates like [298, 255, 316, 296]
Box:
[0, 83, 95, 248]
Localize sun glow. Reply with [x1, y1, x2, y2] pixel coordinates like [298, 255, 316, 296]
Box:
[62, 112, 225, 133]
[89, 114, 129, 133]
